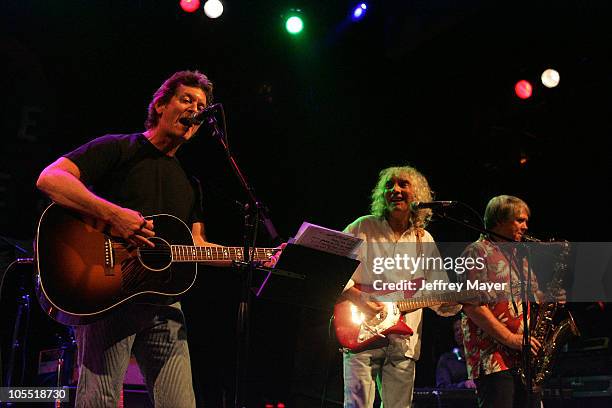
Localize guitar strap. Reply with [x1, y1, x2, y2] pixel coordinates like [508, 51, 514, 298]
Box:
[415, 227, 423, 257]
[399, 228, 423, 323]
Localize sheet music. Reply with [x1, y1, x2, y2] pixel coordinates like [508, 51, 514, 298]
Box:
[293, 221, 362, 257]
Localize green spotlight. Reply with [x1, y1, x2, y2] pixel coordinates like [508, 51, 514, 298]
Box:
[285, 15, 304, 35]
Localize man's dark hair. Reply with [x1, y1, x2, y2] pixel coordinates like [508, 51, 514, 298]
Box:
[145, 70, 213, 129]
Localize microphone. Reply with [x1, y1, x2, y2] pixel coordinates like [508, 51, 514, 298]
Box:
[179, 103, 222, 126]
[410, 201, 458, 210]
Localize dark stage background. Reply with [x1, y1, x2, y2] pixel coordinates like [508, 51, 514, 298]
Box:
[2, 0, 612, 406]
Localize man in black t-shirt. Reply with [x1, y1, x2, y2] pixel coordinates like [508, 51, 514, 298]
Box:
[37, 70, 219, 408]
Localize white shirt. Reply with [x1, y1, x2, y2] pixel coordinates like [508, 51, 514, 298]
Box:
[343, 215, 460, 360]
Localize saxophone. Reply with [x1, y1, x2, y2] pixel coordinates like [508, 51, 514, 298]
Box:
[518, 239, 580, 389]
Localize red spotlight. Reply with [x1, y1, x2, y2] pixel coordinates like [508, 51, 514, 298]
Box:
[180, 0, 200, 13]
[514, 80, 532, 99]
[277, 404, 286, 408]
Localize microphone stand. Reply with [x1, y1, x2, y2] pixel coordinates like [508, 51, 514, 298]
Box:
[1, 239, 34, 408]
[432, 208, 535, 406]
[205, 107, 280, 408]
[521, 247, 534, 407]
[4, 264, 31, 408]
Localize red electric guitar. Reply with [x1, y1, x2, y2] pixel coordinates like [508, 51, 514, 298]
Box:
[333, 280, 480, 352]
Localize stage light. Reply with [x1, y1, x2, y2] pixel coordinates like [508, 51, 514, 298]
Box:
[203, 0, 223, 18]
[285, 15, 304, 35]
[180, 0, 200, 13]
[541, 68, 560, 88]
[514, 80, 532, 99]
[352, 3, 367, 20]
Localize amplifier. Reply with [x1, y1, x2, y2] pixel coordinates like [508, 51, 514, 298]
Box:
[34, 386, 153, 408]
[412, 387, 476, 408]
[38, 347, 78, 386]
[545, 375, 612, 398]
[553, 339, 612, 377]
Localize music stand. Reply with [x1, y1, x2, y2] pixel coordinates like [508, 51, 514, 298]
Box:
[254, 243, 360, 312]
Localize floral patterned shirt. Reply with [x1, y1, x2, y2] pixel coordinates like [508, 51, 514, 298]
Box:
[460, 237, 539, 379]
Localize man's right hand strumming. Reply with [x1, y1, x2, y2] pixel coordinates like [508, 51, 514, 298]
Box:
[108, 206, 155, 248]
[342, 286, 385, 319]
[360, 300, 385, 319]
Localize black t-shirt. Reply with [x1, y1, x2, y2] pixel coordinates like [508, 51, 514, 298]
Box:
[63, 133, 203, 225]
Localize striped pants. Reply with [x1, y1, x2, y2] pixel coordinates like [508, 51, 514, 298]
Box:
[74, 303, 196, 408]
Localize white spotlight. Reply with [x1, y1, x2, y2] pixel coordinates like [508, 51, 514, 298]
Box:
[541, 69, 560, 88]
[204, 0, 223, 18]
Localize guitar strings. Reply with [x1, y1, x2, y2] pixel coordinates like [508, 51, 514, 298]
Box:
[113, 243, 271, 261]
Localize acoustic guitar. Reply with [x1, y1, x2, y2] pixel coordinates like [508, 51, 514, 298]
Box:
[35, 204, 276, 325]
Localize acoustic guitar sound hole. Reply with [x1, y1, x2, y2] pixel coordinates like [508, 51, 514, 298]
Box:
[137, 237, 172, 271]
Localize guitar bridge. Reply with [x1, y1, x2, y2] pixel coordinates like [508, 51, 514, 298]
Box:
[104, 236, 115, 275]
[359, 324, 386, 341]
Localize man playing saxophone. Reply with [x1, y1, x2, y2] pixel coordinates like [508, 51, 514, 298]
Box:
[459, 195, 566, 408]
